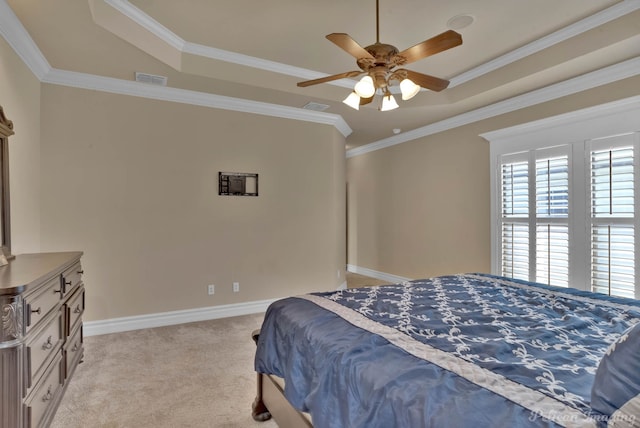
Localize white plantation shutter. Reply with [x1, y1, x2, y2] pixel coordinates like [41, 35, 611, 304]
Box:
[535, 156, 569, 287]
[502, 222, 529, 280]
[591, 146, 634, 217]
[536, 157, 569, 217]
[590, 138, 636, 298]
[499, 151, 570, 287]
[536, 223, 569, 287]
[488, 101, 640, 299]
[502, 162, 529, 216]
[500, 160, 529, 280]
[591, 225, 634, 298]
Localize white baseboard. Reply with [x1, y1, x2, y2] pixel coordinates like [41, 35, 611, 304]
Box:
[346, 265, 412, 284]
[84, 298, 278, 337]
[84, 274, 382, 337]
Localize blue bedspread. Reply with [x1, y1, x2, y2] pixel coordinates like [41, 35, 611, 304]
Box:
[254, 274, 640, 428]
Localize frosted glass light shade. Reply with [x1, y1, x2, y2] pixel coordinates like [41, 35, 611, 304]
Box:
[343, 92, 360, 110]
[400, 78, 421, 100]
[354, 76, 375, 98]
[380, 94, 399, 111]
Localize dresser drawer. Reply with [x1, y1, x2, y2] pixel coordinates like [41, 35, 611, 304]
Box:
[0, 252, 84, 428]
[25, 310, 63, 395]
[61, 261, 83, 297]
[64, 324, 83, 380]
[24, 353, 63, 428]
[24, 277, 62, 333]
[66, 286, 84, 336]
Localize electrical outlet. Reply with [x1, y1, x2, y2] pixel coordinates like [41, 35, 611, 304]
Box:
[208, 284, 215, 295]
[233, 282, 240, 293]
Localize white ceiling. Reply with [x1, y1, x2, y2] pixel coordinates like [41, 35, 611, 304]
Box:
[5, 0, 640, 149]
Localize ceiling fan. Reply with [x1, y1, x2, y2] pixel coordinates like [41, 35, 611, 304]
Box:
[297, 0, 462, 111]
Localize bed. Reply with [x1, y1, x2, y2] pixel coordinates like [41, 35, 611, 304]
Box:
[252, 273, 640, 427]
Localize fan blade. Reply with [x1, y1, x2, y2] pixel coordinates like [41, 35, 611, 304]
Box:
[297, 70, 363, 87]
[360, 95, 374, 106]
[326, 33, 375, 60]
[396, 30, 462, 65]
[403, 69, 449, 92]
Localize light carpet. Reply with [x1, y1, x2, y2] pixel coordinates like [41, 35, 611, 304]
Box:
[51, 313, 278, 428]
[345, 272, 391, 288]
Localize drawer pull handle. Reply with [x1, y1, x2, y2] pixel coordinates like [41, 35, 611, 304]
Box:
[42, 336, 53, 350]
[65, 280, 72, 286]
[72, 343, 79, 352]
[42, 386, 52, 402]
[78, 270, 84, 274]
[31, 307, 41, 315]
[74, 305, 82, 314]
[54, 289, 62, 294]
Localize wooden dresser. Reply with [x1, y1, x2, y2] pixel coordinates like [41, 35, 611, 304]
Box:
[0, 252, 85, 428]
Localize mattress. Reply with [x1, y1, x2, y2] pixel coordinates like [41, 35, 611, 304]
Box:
[255, 273, 640, 427]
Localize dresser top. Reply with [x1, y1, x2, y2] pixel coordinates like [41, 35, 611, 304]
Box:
[0, 252, 83, 295]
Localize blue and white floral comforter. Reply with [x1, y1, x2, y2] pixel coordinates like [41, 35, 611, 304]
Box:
[254, 274, 640, 427]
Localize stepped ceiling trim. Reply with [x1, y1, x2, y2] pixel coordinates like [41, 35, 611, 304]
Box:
[2, 0, 639, 154]
[100, 0, 640, 89]
[0, 0, 352, 137]
[347, 56, 640, 157]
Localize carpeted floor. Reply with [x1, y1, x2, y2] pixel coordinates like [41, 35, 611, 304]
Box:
[51, 313, 277, 428]
[52, 273, 388, 427]
[345, 272, 391, 288]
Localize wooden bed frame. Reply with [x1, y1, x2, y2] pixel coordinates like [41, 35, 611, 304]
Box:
[251, 330, 313, 428]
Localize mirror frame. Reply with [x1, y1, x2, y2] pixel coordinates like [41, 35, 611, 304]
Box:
[0, 105, 14, 259]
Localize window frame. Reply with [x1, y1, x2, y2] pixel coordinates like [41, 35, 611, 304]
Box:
[587, 135, 640, 298]
[483, 96, 640, 297]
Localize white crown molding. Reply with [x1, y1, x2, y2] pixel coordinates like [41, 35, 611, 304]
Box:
[480, 94, 640, 147]
[2, 0, 637, 148]
[0, 0, 51, 79]
[104, 0, 640, 90]
[449, 0, 640, 87]
[347, 264, 412, 284]
[84, 297, 278, 336]
[182, 42, 356, 89]
[41, 68, 353, 137]
[346, 56, 640, 158]
[0, 0, 351, 136]
[104, 0, 185, 50]
[105, 0, 354, 88]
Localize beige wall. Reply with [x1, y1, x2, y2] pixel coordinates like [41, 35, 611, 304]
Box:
[347, 75, 640, 279]
[37, 85, 345, 321]
[0, 37, 42, 254]
[6, 26, 640, 322]
[347, 127, 489, 278]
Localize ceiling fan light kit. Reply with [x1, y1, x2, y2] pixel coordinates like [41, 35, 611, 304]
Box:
[343, 92, 362, 110]
[354, 75, 376, 98]
[399, 78, 421, 100]
[380, 93, 399, 111]
[298, 0, 463, 111]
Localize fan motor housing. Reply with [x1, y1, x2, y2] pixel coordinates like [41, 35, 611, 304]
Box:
[358, 43, 400, 70]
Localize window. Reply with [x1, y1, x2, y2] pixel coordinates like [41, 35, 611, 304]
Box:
[589, 136, 635, 299]
[500, 159, 529, 280]
[484, 96, 640, 299]
[535, 154, 569, 287]
[499, 149, 570, 288]
[495, 137, 638, 298]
